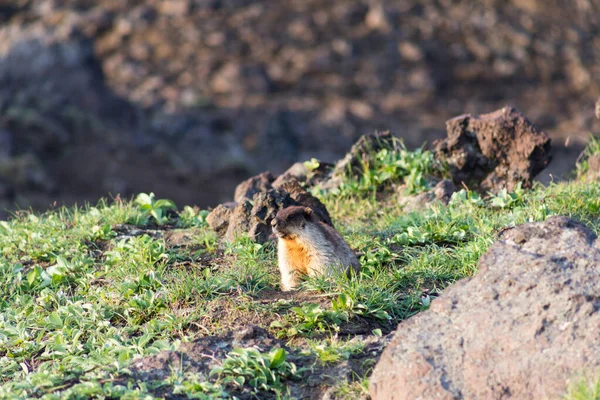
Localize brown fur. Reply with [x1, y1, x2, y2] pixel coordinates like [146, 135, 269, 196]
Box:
[272, 206, 360, 291]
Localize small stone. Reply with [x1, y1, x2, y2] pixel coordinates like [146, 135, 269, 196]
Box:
[206, 203, 235, 238]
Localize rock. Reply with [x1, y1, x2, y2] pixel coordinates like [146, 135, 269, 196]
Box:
[225, 189, 296, 242]
[0, 1, 596, 220]
[258, 110, 301, 166]
[215, 172, 334, 242]
[435, 106, 552, 192]
[370, 216, 600, 400]
[273, 160, 334, 188]
[0, 154, 55, 192]
[291, 192, 333, 227]
[0, 182, 14, 199]
[431, 179, 457, 204]
[400, 179, 457, 212]
[272, 173, 306, 193]
[211, 63, 240, 94]
[248, 189, 295, 243]
[274, 162, 310, 185]
[233, 171, 275, 203]
[224, 200, 253, 243]
[206, 202, 235, 238]
[272, 175, 333, 226]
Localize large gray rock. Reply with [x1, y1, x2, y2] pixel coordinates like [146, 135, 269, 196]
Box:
[370, 216, 600, 400]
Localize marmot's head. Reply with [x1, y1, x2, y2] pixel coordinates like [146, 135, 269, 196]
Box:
[271, 206, 314, 239]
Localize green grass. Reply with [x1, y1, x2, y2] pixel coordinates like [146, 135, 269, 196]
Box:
[565, 375, 600, 400]
[1, 142, 600, 398]
[320, 136, 438, 197]
[577, 135, 600, 178]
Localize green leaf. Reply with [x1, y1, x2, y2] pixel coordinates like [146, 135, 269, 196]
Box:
[269, 321, 283, 328]
[0, 221, 11, 234]
[134, 192, 154, 206]
[303, 158, 320, 171]
[27, 268, 39, 286]
[150, 209, 163, 222]
[269, 348, 286, 369]
[154, 199, 177, 210]
[47, 312, 63, 329]
[232, 375, 245, 387]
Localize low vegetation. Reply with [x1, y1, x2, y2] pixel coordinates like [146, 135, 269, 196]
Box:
[1, 140, 600, 399]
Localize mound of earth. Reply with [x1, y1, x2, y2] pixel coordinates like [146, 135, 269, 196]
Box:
[370, 216, 600, 399]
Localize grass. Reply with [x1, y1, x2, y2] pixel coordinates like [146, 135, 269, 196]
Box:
[1, 141, 600, 398]
[576, 135, 600, 178]
[565, 375, 600, 400]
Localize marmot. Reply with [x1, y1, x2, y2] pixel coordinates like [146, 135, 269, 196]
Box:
[271, 206, 360, 291]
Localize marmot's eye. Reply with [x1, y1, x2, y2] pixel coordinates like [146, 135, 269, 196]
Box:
[300, 222, 306, 229]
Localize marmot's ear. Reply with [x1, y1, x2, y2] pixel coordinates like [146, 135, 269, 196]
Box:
[304, 207, 313, 217]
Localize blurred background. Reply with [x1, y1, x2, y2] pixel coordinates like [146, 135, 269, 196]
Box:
[0, 0, 599, 218]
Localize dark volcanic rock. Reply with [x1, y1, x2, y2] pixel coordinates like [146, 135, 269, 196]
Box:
[206, 202, 235, 237]
[273, 161, 334, 188]
[247, 189, 296, 243]
[435, 107, 552, 192]
[212, 171, 333, 242]
[370, 216, 600, 400]
[233, 171, 275, 203]
[272, 175, 333, 226]
[431, 179, 457, 204]
[224, 200, 253, 243]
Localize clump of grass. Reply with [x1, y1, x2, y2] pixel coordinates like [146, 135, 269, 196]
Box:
[210, 347, 297, 396]
[565, 375, 600, 400]
[271, 302, 350, 338]
[576, 135, 600, 178]
[333, 138, 437, 196]
[177, 205, 210, 228]
[132, 192, 177, 225]
[307, 337, 366, 365]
